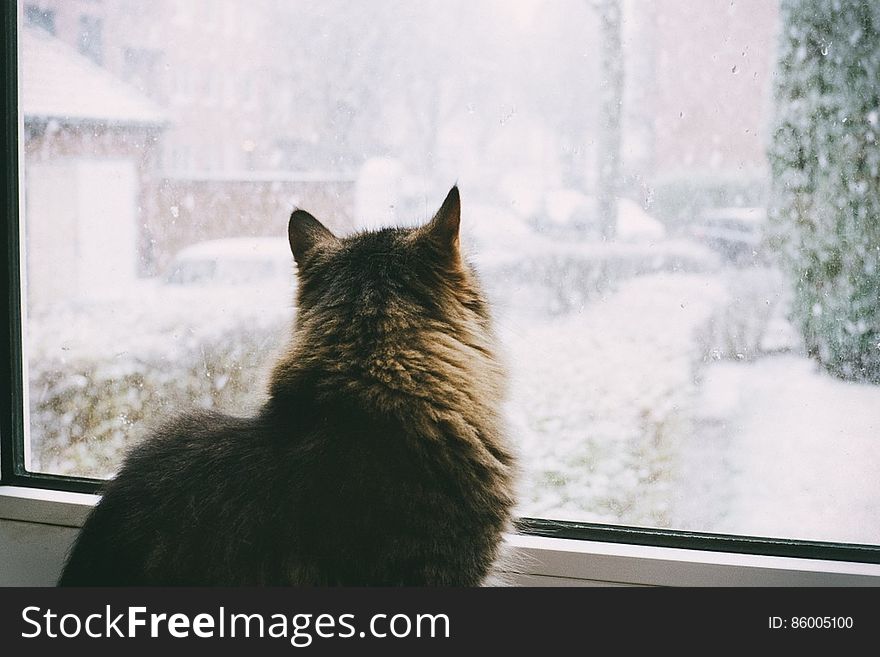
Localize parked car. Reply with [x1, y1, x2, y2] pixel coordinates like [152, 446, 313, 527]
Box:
[689, 207, 766, 264]
[164, 237, 293, 287]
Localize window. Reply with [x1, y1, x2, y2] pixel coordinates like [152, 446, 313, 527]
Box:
[5, 0, 880, 570]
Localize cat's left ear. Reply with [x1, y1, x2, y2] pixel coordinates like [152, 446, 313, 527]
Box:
[419, 185, 461, 254]
[288, 209, 338, 265]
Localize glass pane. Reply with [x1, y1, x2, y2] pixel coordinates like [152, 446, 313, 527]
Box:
[19, 0, 880, 546]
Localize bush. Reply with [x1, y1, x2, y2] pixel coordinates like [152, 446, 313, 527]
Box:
[27, 284, 292, 479]
[768, 0, 880, 383]
[695, 267, 790, 362]
[29, 321, 287, 478]
[482, 239, 719, 316]
[649, 170, 768, 234]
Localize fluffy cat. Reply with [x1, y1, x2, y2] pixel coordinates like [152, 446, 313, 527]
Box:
[58, 186, 516, 586]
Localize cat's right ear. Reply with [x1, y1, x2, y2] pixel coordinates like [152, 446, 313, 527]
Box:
[288, 209, 338, 265]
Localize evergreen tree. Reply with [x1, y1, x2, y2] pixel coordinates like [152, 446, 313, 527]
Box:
[768, 0, 880, 382]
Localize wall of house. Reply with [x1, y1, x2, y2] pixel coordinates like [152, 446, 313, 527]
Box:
[24, 123, 162, 282]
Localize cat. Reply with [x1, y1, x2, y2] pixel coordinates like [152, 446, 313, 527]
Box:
[58, 186, 517, 586]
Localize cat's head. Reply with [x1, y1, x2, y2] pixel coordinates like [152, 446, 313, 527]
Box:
[286, 186, 492, 334]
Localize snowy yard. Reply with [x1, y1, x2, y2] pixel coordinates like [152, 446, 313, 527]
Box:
[496, 263, 880, 545]
[25, 240, 880, 547]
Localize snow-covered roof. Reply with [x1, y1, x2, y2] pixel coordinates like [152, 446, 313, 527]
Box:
[20, 25, 167, 127]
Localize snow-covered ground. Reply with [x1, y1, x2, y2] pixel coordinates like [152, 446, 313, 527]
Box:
[675, 355, 880, 545]
[495, 260, 880, 546]
[24, 231, 880, 547]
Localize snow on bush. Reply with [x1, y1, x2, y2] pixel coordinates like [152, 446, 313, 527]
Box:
[649, 170, 768, 234]
[478, 238, 719, 316]
[28, 283, 292, 477]
[694, 266, 794, 363]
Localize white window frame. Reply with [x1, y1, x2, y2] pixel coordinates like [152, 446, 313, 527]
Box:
[2, 486, 879, 586]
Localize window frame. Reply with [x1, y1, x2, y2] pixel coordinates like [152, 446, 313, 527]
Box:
[3, 1, 880, 584]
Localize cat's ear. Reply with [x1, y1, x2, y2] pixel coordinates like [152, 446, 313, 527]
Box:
[288, 209, 338, 265]
[420, 185, 461, 253]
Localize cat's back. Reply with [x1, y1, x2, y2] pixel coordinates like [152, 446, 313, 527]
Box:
[59, 410, 305, 585]
[269, 393, 513, 586]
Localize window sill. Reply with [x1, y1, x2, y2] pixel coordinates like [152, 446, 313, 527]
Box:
[3, 485, 880, 586]
[0, 485, 97, 527]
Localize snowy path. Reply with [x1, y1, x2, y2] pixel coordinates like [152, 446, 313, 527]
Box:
[498, 272, 724, 524]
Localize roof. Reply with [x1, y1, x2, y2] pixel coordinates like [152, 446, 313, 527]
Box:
[20, 25, 167, 127]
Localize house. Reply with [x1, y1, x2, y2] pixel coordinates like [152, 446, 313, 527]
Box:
[22, 1, 355, 274]
[21, 24, 166, 307]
